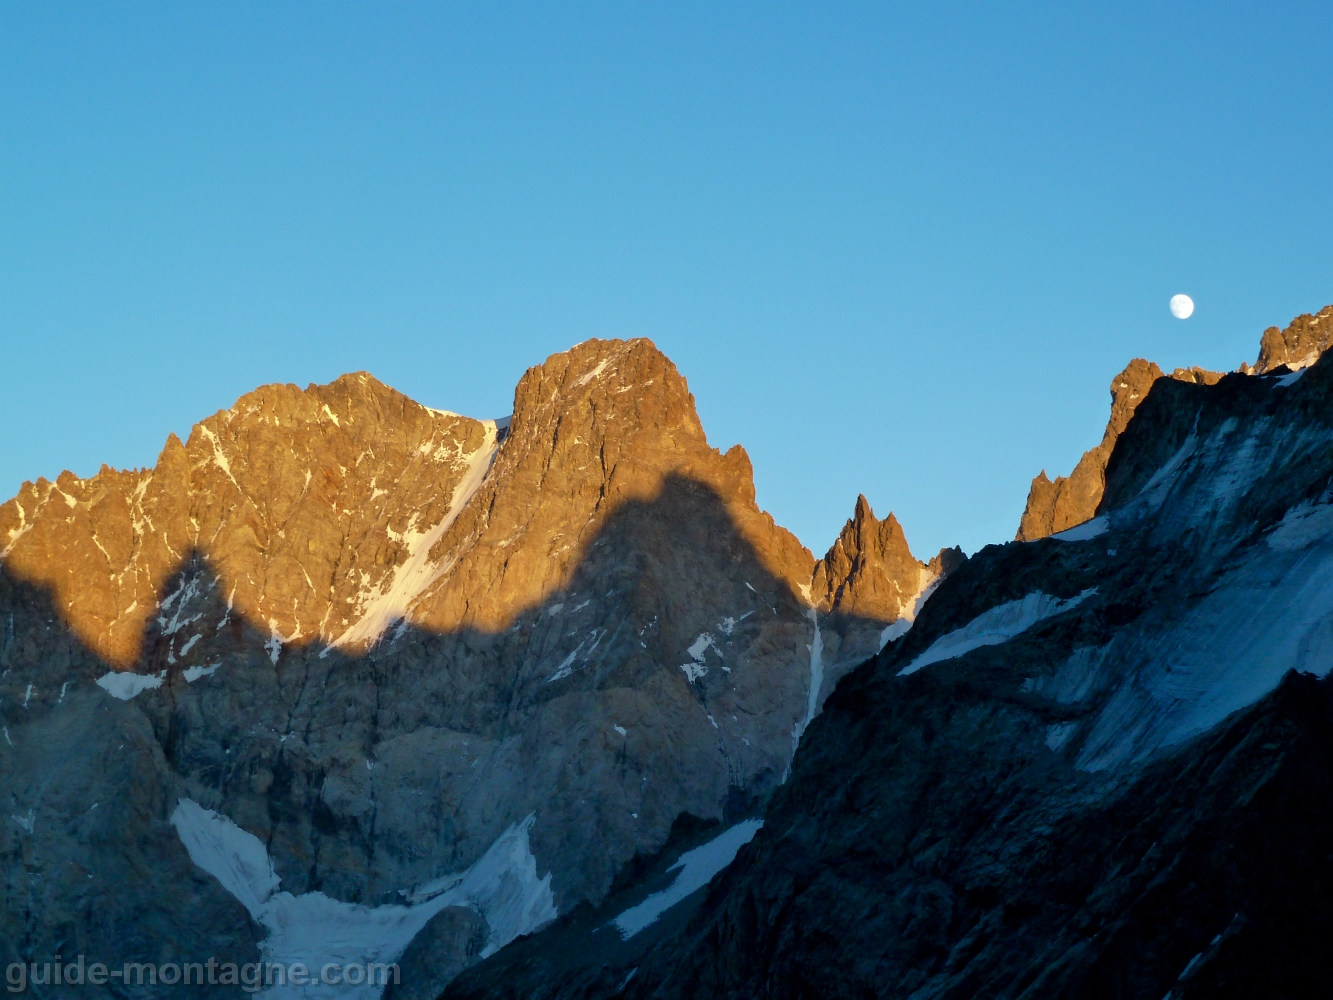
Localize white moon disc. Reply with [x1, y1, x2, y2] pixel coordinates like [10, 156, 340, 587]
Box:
[1170, 294, 1194, 319]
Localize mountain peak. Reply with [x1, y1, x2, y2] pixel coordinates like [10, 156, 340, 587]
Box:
[811, 496, 924, 621]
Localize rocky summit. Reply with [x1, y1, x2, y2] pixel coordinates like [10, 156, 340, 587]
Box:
[5, 308, 1333, 1000]
[0, 338, 948, 997]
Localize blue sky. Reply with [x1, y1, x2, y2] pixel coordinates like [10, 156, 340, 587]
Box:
[3, 2, 1330, 557]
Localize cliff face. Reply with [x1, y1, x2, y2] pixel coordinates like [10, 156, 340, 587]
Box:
[1250, 304, 1333, 374]
[6, 338, 919, 996]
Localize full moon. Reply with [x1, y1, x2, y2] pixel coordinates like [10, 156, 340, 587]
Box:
[1170, 294, 1195, 319]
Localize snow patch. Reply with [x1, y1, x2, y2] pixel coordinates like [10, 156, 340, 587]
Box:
[96, 671, 165, 700]
[1045, 721, 1078, 751]
[1079, 538, 1333, 771]
[573, 359, 611, 388]
[899, 589, 1097, 676]
[794, 609, 824, 745]
[679, 632, 719, 682]
[1052, 515, 1109, 542]
[184, 661, 222, 683]
[1275, 368, 1308, 387]
[611, 819, 763, 939]
[171, 800, 556, 998]
[547, 629, 604, 682]
[716, 611, 752, 635]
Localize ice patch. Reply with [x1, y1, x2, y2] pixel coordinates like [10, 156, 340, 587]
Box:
[1052, 515, 1109, 542]
[878, 565, 944, 652]
[1267, 502, 1333, 552]
[1275, 368, 1308, 387]
[96, 670, 165, 700]
[899, 589, 1097, 676]
[171, 800, 556, 998]
[679, 632, 719, 682]
[611, 819, 763, 939]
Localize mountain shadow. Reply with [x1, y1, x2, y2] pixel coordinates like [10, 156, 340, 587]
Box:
[0, 472, 892, 997]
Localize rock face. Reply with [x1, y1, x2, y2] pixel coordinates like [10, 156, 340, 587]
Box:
[1016, 358, 1180, 541]
[444, 309, 1333, 1000]
[0, 338, 945, 996]
[1250, 304, 1333, 374]
[0, 373, 497, 667]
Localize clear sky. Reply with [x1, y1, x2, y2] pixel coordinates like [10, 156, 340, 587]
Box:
[3, 2, 1331, 558]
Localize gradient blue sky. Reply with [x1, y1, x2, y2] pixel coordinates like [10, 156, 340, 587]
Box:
[3, 2, 1331, 557]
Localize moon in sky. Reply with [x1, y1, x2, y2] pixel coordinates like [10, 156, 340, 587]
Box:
[1170, 294, 1195, 319]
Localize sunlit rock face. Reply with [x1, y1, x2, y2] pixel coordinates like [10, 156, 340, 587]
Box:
[1251, 304, 1333, 374]
[0, 338, 943, 997]
[0, 372, 494, 667]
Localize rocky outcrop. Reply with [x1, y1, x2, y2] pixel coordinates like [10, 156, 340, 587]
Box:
[1249, 304, 1333, 374]
[2, 338, 935, 997]
[1016, 358, 1174, 541]
[812, 496, 929, 621]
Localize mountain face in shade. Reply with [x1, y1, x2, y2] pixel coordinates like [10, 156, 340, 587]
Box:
[440, 307, 1333, 1000]
[0, 339, 949, 997]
